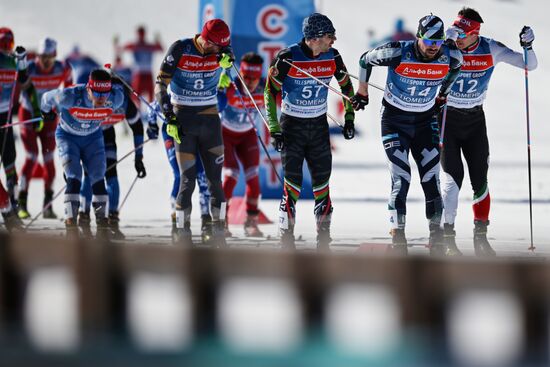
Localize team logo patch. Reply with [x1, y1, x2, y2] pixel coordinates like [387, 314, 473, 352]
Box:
[438, 55, 449, 63]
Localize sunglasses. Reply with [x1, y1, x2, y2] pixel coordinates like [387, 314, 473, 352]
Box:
[91, 90, 110, 98]
[420, 37, 444, 47]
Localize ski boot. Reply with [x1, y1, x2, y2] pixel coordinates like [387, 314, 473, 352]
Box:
[280, 227, 296, 250]
[65, 218, 79, 240]
[78, 212, 93, 239]
[2, 209, 25, 233]
[173, 222, 193, 247]
[17, 190, 31, 219]
[95, 217, 111, 242]
[201, 214, 213, 244]
[244, 213, 263, 237]
[316, 226, 332, 252]
[211, 220, 227, 248]
[444, 223, 462, 256]
[388, 228, 408, 255]
[473, 220, 496, 257]
[108, 211, 125, 240]
[42, 190, 58, 219]
[428, 224, 445, 257]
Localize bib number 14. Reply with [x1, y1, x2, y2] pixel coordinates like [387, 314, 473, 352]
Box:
[406, 86, 431, 97]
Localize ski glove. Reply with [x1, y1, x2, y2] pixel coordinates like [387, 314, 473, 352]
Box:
[218, 72, 232, 89]
[270, 132, 284, 152]
[434, 94, 447, 113]
[218, 47, 235, 69]
[342, 112, 355, 140]
[41, 109, 57, 122]
[146, 122, 159, 140]
[445, 26, 462, 42]
[34, 118, 44, 133]
[350, 92, 369, 111]
[14, 46, 28, 70]
[520, 26, 534, 49]
[165, 110, 182, 144]
[135, 156, 147, 178]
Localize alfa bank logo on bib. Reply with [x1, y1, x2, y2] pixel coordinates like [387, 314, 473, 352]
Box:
[69, 107, 112, 121]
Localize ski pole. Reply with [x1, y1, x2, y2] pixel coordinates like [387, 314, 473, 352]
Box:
[25, 139, 151, 229]
[523, 47, 535, 251]
[1, 117, 42, 129]
[104, 63, 167, 124]
[282, 59, 352, 102]
[118, 174, 140, 212]
[228, 68, 283, 185]
[439, 104, 448, 150]
[338, 69, 385, 92]
[327, 112, 343, 128]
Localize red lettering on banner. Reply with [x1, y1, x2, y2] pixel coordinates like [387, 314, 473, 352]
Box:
[177, 55, 219, 72]
[0, 70, 16, 84]
[69, 107, 113, 121]
[395, 63, 449, 80]
[461, 54, 494, 71]
[257, 5, 288, 39]
[101, 113, 125, 126]
[287, 60, 336, 78]
[31, 74, 65, 89]
[259, 41, 285, 64]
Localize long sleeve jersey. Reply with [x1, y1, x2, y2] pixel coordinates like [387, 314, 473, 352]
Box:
[447, 36, 537, 108]
[265, 40, 355, 133]
[359, 40, 463, 112]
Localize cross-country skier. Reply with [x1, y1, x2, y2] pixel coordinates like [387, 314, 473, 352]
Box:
[41, 68, 124, 239]
[218, 52, 265, 238]
[265, 13, 356, 250]
[352, 14, 463, 255]
[0, 27, 38, 231]
[120, 25, 163, 103]
[145, 100, 212, 242]
[441, 7, 538, 256]
[64, 45, 99, 85]
[78, 75, 146, 239]
[154, 18, 233, 247]
[17, 37, 72, 220]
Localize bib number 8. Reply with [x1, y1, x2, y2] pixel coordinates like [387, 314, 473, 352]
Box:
[194, 79, 204, 90]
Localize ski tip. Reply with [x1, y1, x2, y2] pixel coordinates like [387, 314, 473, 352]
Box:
[104, 63, 112, 69]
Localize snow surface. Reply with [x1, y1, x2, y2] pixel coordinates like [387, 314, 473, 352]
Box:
[2, 0, 549, 255]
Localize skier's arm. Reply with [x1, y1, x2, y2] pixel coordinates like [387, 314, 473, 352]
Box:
[357, 41, 402, 95]
[489, 39, 537, 71]
[333, 49, 355, 119]
[125, 97, 144, 158]
[155, 40, 183, 116]
[217, 86, 229, 112]
[439, 47, 463, 96]
[264, 48, 291, 133]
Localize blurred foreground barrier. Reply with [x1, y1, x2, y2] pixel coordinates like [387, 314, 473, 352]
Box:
[0, 233, 549, 366]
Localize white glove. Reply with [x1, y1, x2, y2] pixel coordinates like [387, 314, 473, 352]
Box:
[445, 26, 462, 42]
[14, 46, 28, 70]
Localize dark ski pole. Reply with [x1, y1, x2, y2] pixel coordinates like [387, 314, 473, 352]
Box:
[523, 47, 535, 251]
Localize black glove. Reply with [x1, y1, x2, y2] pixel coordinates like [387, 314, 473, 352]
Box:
[217, 46, 235, 63]
[350, 93, 369, 111]
[41, 109, 57, 122]
[163, 105, 177, 125]
[434, 94, 447, 112]
[135, 156, 146, 178]
[270, 132, 284, 152]
[146, 122, 159, 140]
[342, 112, 355, 140]
[519, 26, 534, 49]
